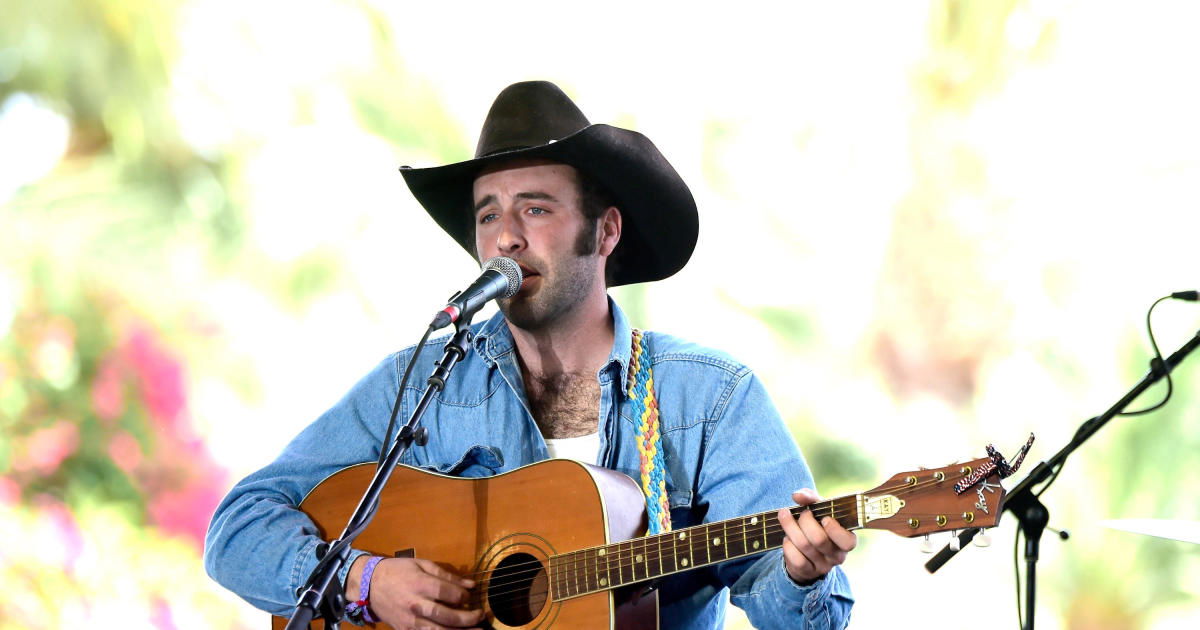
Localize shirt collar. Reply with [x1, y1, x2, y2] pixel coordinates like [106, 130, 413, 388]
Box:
[470, 296, 635, 387]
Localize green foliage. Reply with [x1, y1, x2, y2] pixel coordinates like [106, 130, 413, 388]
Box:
[803, 432, 878, 494]
[343, 7, 467, 164]
[743, 304, 818, 353]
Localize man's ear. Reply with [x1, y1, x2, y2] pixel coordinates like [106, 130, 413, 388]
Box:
[598, 206, 622, 256]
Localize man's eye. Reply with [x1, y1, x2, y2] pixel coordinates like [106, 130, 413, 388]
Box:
[528, 207, 547, 215]
[479, 213, 498, 224]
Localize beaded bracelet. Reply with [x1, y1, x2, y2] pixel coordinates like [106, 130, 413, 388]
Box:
[345, 555, 383, 623]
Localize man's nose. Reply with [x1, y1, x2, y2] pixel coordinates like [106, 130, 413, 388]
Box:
[495, 214, 526, 255]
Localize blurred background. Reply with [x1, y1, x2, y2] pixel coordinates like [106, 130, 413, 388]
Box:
[2, 0, 1199, 627]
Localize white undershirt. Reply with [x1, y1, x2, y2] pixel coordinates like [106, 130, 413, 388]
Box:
[544, 432, 601, 464]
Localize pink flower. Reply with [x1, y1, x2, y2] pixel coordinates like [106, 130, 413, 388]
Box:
[0, 477, 19, 505]
[107, 431, 143, 473]
[147, 480, 226, 549]
[123, 325, 190, 438]
[14, 420, 79, 476]
[90, 354, 126, 422]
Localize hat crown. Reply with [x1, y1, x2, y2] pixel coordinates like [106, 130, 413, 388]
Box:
[475, 81, 591, 158]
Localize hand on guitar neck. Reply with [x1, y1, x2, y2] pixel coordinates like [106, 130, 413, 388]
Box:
[778, 489, 859, 586]
[345, 555, 484, 628]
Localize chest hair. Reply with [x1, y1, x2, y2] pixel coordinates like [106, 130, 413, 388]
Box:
[523, 372, 601, 439]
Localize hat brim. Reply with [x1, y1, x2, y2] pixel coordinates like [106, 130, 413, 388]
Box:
[400, 124, 698, 287]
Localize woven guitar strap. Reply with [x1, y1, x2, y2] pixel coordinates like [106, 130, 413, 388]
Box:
[627, 328, 672, 535]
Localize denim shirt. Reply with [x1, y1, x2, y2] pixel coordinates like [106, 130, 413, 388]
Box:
[204, 299, 853, 629]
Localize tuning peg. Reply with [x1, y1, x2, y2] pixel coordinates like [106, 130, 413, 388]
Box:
[920, 535, 935, 553]
[974, 531, 992, 547]
[949, 531, 961, 551]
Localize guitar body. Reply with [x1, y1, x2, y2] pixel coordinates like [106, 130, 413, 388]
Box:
[271, 459, 658, 630]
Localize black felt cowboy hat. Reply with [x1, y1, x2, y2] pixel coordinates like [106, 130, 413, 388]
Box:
[400, 81, 698, 287]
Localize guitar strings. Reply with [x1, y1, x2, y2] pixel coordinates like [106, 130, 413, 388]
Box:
[466, 469, 983, 599]
[472, 467, 977, 585]
[461, 469, 995, 607]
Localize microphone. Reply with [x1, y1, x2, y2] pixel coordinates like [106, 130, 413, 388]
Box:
[430, 257, 523, 329]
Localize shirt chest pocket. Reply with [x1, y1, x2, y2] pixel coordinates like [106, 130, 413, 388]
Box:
[426, 444, 505, 478]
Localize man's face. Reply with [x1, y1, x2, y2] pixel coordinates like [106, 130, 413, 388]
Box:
[472, 159, 605, 331]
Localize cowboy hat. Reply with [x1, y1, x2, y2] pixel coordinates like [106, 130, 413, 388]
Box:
[400, 81, 698, 286]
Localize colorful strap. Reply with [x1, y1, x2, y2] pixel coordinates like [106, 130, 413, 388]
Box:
[628, 329, 672, 535]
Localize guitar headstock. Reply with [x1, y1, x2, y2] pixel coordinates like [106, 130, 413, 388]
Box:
[858, 457, 1005, 537]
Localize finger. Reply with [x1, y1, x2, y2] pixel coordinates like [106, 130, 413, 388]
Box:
[410, 573, 471, 607]
[417, 558, 476, 588]
[780, 535, 816, 576]
[791, 488, 822, 506]
[412, 599, 486, 628]
[795, 508, 840, 561]
[821, 517, 859, 552]
[778, 508, 835, 572]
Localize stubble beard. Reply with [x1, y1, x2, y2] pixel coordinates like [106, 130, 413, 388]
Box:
[499, 252, 600, 332]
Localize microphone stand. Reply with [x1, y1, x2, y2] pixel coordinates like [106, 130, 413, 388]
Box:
[925, 327, 1200, 630]
[285, 320, 476, 629]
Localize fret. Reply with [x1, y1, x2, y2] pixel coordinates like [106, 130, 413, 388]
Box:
[731, 514, 749, 558]
[599, 548, 609, 591]
[657, 530, 667, 573]
[566, 549, 576, 595]
[838, 496, 860, 529]
[683, 528, 697, 570]
[667, 530, 683, 573]
[586, 549, 599, 593]
[699, 524, 712, 566]
[624, 537, 643, 583]
[561, 554, 571, 598]
[578, 550, 587, 595]
[758, 510, 770, 551]
[619, 541, 629, 585]
[769, 510, 786, 548]
[578, 550, 590, 595]
[711, 521, 727, 563]
[550, 555, 561, 600]
[631, 538, 645, 583]
[612, 545, 619, 586]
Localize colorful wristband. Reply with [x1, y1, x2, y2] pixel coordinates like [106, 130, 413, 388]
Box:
[345, 555, 383, 623]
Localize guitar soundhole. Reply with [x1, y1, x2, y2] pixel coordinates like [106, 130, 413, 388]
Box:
[487, 552, 548, 626]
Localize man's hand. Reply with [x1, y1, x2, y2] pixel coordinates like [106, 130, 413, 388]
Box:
[776, 489, 857, 586]
[345, 556, 483, 629]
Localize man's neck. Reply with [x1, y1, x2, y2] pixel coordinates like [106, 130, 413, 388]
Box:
[507, 291, 615, 380]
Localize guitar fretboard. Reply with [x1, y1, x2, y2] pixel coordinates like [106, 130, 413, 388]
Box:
[548, 495, 861, 600]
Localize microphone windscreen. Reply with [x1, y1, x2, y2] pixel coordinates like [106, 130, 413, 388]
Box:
[483, 256, 524, 298]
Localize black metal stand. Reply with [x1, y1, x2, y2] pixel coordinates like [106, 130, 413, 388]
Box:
[285, 323, 475, 629]
[925, 327, 1200, 630]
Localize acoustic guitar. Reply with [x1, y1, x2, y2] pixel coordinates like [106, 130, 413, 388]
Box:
[272, 457, 1006, 629]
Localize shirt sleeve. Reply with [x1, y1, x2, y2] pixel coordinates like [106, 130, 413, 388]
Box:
[697, 369, 855, 629]
[202, 354, 400, 615]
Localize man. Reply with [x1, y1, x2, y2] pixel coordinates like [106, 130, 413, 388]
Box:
[205, 81, 855, 629]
